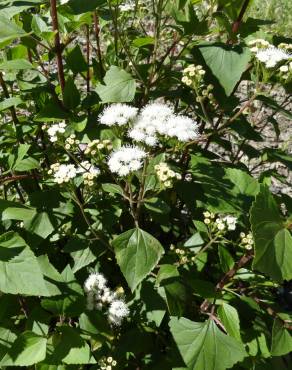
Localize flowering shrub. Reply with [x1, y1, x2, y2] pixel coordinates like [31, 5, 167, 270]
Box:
[0, 0, 292, 369]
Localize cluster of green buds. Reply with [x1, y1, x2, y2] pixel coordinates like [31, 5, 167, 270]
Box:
[98, 356, 117, 370]
[278, 43, 292, 52]
[279, 61, 292, 80]
[170, 245, 197, 265]
[248, 38, 270, 53]
[182, 64, 206, 87]
[240, 232, 254, 250]
[155, 162, 181, 188]
[84, 139, 113, 156]
[182, 64, 215, 106]
[64, 134, 80, 150]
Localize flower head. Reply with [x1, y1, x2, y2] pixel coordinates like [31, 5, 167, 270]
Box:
[99, 104, 138, 126]
[48, 163, 77, 184]
[162, 115, 198, 142]
[108, 299, 129, 325]
[108, 146, 146, 177]
[256, 47, 291, 68]
[84, 273, 107, 292]
[44, 121, 66, 142]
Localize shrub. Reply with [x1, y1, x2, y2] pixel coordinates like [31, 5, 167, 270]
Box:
[0, 0, 291, 369]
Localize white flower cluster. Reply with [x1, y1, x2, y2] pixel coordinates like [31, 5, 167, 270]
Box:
[108, 146, 146, 177]
[255, 47, 291, 68]
[119, 1, 134, 12]
[48, 163, 77, 184]
[64, 134, 80, 150]
[129, 103, 198, 146]
[48, 161, 100, 185]
[84, 139, 113, 155]
[240, 232, 254, 250]
[155, 162, 181, 188]
[248, 39, 292, 68]
[182, 64, 206, 86]
[99, 104, 138, 126]
[203, 211, 237, 231]
[43, 122, 66, 142]
[98, 356, 117, 370]
[84, 273, 129, 326]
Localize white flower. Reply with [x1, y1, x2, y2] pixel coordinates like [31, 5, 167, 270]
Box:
[46, 121, 67, 142]
[99, 104, 138, 126]
[217, 222, 225, 231]
[280, 65, 289, 73]
[129, 103, 198, 145]
[119, 2, 134, 11]
[256, 47, 291, 68]
[163, 115, 198, 142]
[108, 300, 129, 325]
[84, 273, 107, 292]
[108, 146, 146, 177]
[49, 163, 77, 184]
[141, 102, 174, 120]
[223, 215, 237, 231]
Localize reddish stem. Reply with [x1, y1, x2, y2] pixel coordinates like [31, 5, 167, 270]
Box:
[50, 0, 65, 96]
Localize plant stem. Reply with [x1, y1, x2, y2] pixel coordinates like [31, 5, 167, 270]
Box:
[192, 236, 219, 262]
[230, 0, 250, 39]
[200, 251, 254, 313]
[72, 191, 112, 251]
[93, 11, 104, 77]
[85, 25, 90, 94]
[127, 181, 139, 227]
[0, 72, 23, 142]
[50, 0, 65, 97]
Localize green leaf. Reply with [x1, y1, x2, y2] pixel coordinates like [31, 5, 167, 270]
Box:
[218, 303, 241, 341]
[198, 43, 251, 96]
[48, 326, 96, 364]
[37, 255, 62, 296]
[251, 186, 292, 281]
[225, 168, 260, 196]
[0, 97, 23, 111]
[132, 36, 154, 47]
[68, 0, 106, 15]
[168, 0, 207, 35]
[112, 228, 164, 291]
[0, 59, 33, 70]
[218, 245, 234, 273]
[66, 44, 88, 73]
[41, 265, 85, 316]
[64, 236, 97, 273]
[0, 16, 27, 45]
[63, 77, 80, 109]
[34, 101, 69, 121]
[169, 317, 246, 370]
[271, 319, 292, 356]
[0, 331, 47, 366]
[2, 206, 35, 221]
[0, 232, 56, 296]
[25, 212, 55, 239]
[31, 15, 55, 41]
[102, 183, 124, 196]
[144, 197, 171, 215]
[96, 66, 136, 103]
[0, 326, 17, 361]
[184, 232, 204, 247]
